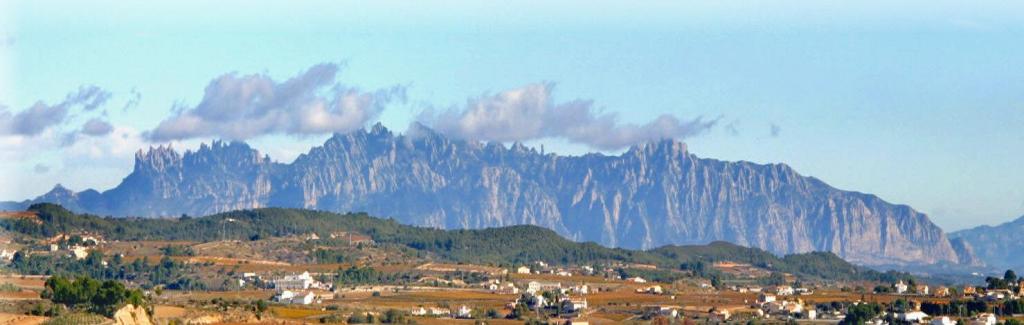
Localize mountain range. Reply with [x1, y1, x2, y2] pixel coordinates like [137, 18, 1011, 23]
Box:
[949, 215, 1024, 271]
[3, 123, 981, 267]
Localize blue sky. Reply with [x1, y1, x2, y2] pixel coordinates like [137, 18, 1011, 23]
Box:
[1, 1, 1023, 231]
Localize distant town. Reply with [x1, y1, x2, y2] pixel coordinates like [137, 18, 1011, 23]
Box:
[1, 206, 1023, 324]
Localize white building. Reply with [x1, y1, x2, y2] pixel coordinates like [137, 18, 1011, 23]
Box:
[80, 236, 102, 245]
[758, 293, 776, 304]
[628, 277, 647, 283]
[916, 285, 930, 295]
[517, 266, 531, 274]
[897, 311, 929, 323]
[530, 294, 548, 308]
[931, 316, 956, 325]
[561, 297, 588, 313]
[274, 271, 316, 290]
[71, 246, 90, 260]
[983, 292, 1005, 302]
[636, 285, 663, 294]
[970, 313, 997, 325]
[570, 284, 589, 295]
[775, 285, 795, 296]
[429, 307, 450, 316]
[710, 309, 730, 322]
[895, 280, 909, 294]
[766, 301, 804, 315]
[645, 306, 679, 318]
[412, 306, 453, 316]
[294, 291, 316, 305]
[274, 290, 296, 302]
[526, 281, 561, 294]
[456, 305, 473, 318]
[411, 307, 428, 316]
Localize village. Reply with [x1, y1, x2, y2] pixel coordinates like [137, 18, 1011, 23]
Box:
[1, 210, 1024, 324]
[5, 238, 1024, 325]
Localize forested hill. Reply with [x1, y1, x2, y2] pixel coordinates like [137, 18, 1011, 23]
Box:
[4, 204, 908, 282]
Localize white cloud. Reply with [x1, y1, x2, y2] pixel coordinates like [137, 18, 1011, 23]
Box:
[0, 86, 111, 136]
[80, 118, 114, 136]
[147, 63, 406, 142]
[418, 83, 717, 150]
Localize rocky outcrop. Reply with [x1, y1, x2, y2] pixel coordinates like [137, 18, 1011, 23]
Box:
[949, 215, 1024, 270]
[112, 304, 154, 325]
[17, 123, 964, 266]
[948, 237, 984, 266]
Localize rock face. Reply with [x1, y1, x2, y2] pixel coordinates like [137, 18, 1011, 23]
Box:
[949, 215, 1024, 270]
[948, 237, 984, 266]
[112, 304, 154, 325]
[16, 123, 964, 266]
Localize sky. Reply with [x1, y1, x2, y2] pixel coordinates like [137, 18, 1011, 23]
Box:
[1, 1, 1022, 231]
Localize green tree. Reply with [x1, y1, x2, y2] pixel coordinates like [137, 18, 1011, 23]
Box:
[92, 280, 127, 314]
[486, 308, 500, 318]
[840, 303, 882, 325]
[1005, 270, 1018, 283]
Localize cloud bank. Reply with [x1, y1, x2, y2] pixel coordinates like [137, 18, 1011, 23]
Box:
[146, 63, 406, 141]
[0, 86, 111, 136]
[418, 83, 716, 150]
[81, 118, 114, 136]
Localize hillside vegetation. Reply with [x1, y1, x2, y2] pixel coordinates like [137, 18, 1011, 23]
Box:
[4, 203, 909, 282]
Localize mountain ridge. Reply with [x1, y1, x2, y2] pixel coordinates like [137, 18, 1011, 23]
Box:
[5, 123, 970, 266]
[949, 215, 1024, 270]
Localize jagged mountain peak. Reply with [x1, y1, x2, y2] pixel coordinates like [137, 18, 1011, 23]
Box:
[369, 122, 391, 137]
[628, 138, 689, 156]
[134, 144, 181, 163]
[20, 122, 966, 266]
[42, 183, 74, 197]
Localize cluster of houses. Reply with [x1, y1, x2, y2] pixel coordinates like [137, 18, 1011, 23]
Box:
[270, 271, 334, 305]
[930, 314, 998, 325]
[410, 305, 474, 319]
[962, 281, 1024, 301]
[38, 233, 104, 260]
[892, 280, 948, 296]
[514, 262, 600, 278]
[867, 308, 999, 325]
[506, 281, 590, 315]
[635, 284, 663, 294]
[731, 284, 813, 295]
[889, 279, 1024, 302]
[482, 279, 520, 294]
[643, 305, 682, 319]
[754, 293, 817, 320]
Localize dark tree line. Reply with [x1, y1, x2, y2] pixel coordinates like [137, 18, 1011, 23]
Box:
[6, 203, 913, 283]
[43, 275, 146, 317]
[10, 250, 206, 291]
